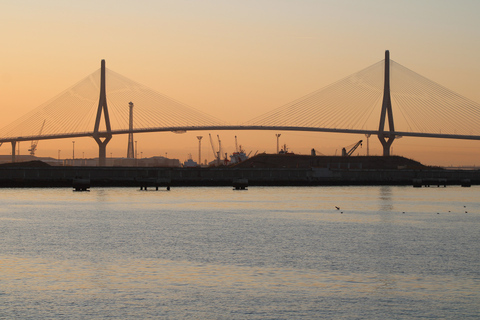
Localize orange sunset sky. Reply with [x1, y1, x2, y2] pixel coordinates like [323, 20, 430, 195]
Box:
[1, 0, 480, 166]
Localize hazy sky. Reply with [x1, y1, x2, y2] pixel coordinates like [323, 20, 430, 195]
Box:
[1, 0, 480, 166]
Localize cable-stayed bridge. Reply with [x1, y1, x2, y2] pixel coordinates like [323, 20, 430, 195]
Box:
[1, 51, 480, 165]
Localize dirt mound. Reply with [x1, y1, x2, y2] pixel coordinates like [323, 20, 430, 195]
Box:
[0, 160, 51, 167]
[233, 154, 434, 170]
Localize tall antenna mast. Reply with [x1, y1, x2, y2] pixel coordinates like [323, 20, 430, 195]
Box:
[275, 134, 281, 154]
[127, 102, 134, 158]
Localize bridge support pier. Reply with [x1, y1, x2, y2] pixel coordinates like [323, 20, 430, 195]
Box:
[378, 134, 394, 156]
[94, 136, 111, 166]
[11, 141, 16, 163]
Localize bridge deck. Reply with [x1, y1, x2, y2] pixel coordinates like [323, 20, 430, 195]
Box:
[1, 125, 479, 144]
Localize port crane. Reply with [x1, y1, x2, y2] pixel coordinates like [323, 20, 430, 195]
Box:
[217, 135, 231, 165]
[209, 133, 222, 166]
[28, 120, 46, 156]
[341, 140, 363, 157]
[208, 133, 217, 161]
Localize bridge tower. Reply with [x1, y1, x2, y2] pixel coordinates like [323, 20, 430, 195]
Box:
[127, 102, 135, 158]
[92, 59, 112, 166]
[378, 50, 396, 156]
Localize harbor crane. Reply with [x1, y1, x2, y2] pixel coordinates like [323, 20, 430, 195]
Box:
[209, 133, 221, 166]
[28, 120, 46, 156]
[209, 133, 217, 158]
[341, 140, 363, 157]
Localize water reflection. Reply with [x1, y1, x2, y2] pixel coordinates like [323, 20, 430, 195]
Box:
[378, 186, 394, 212]
[94, 188, 110, 203]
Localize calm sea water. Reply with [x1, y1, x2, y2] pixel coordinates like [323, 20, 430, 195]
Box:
[0, 186, 479, 319]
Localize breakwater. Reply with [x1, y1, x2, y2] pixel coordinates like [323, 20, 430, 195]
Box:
[0, 166, 478, 187]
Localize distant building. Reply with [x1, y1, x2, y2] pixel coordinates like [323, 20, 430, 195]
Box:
[183, 158, 198, 167]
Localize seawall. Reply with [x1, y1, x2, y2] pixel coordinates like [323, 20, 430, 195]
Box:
[0, 166, 478, 187]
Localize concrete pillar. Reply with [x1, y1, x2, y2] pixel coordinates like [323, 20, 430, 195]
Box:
[378, 50, 396, 156]
[93, 59, 112, 166]
[11, 141, 16, 163]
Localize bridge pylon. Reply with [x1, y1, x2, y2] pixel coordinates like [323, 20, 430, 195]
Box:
[92, 60, 112, 166]
[378, 50, 396, 156]
[11, 141, 16, 163]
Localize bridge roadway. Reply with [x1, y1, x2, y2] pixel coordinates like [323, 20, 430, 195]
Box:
[1, 125, 480, 144]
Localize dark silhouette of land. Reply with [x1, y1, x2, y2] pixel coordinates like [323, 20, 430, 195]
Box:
[0, 155, 477, 188]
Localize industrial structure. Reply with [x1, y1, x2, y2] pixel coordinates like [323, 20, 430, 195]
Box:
[28, 120, 45, 156]
[342, 140, 363, 157]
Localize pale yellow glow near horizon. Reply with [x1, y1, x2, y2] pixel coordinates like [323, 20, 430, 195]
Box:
[1, 0, 480, 166]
